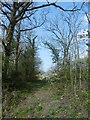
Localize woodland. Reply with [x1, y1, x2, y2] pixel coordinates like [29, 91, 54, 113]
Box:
[0, 1, 90, 118]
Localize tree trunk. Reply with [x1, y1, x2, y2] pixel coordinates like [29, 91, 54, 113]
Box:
[74, 42, 77, 96]
[76, 40, 82, 90]
[32, 38, 35, 80]
[3, 24, 15, 79]
[15, 22, 21, 72]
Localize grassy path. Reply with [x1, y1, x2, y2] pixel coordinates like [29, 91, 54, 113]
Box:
[3, 81, 88, 118]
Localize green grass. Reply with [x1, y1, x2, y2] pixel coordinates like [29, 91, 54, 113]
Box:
[46, 106, 67, 117]
[34, 103, 43, 112]
[79, 90, 88, 101]
[49, 108, 60, 115]
[51, 93, 60, 100]
[14, 106, 31, 118]
[51, 91, 63, 100]
[69, 108, 78, 118]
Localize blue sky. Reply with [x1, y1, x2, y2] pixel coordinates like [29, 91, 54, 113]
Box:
[33, 2, 88, 72]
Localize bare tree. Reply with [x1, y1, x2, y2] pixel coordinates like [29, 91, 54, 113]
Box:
[43, 10, 85, 94]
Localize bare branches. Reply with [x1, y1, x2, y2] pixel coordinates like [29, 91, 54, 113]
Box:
[15, 3, 32, 20]
[0, 22, 7, 30]
[0, 1, 85, 25]
[43, 41, 59, 63]
[1, 2, 12, 12]
[1, 9, 11, 22]
[26, 2, 54, 11]
[27, 2, 85, 12]
[20, 10, 47, 32]
[16, 10, 37, 22]
[20, 19, 46, 32]
[53, 2, 85, 12]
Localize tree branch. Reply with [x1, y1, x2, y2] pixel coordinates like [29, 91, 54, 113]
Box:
[1, 2, 12, 11]
[0, 23, 7, 30]
[1, 9, 11, 22]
